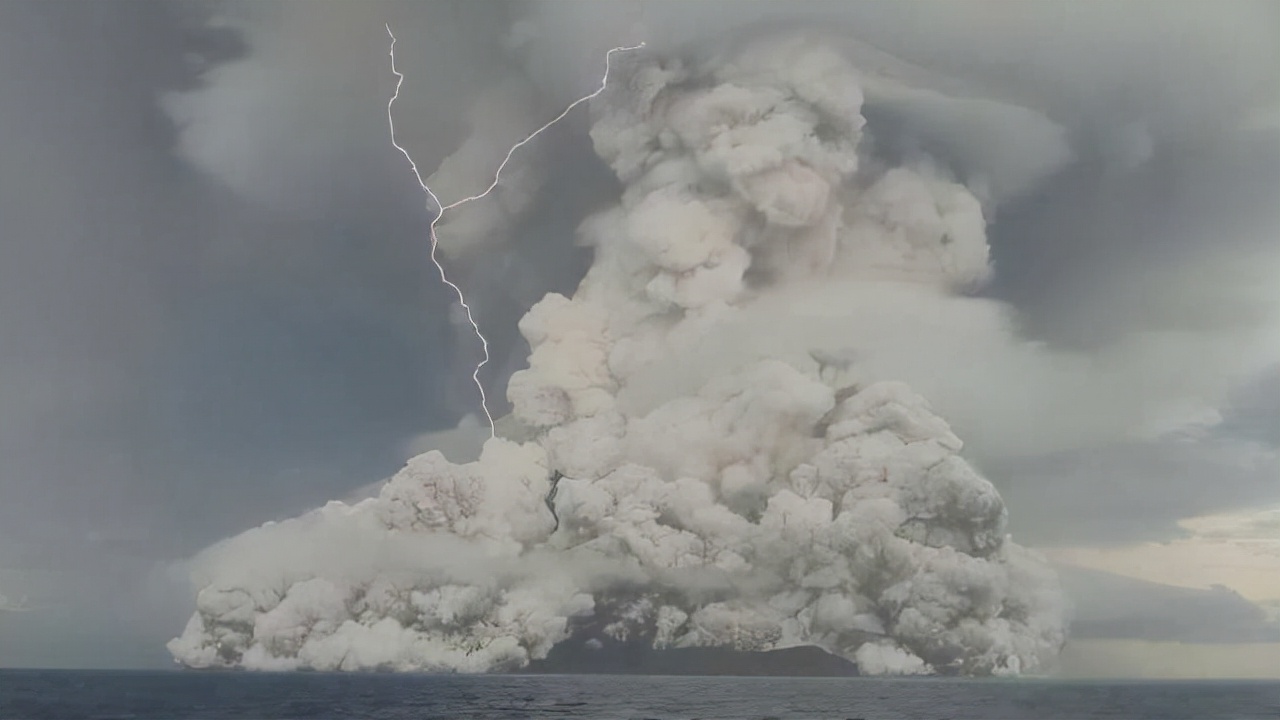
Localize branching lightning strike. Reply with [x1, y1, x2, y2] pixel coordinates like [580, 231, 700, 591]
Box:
[385, 24, 645, 439]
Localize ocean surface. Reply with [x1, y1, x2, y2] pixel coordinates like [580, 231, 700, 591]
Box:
[2, 670, 1279, 720]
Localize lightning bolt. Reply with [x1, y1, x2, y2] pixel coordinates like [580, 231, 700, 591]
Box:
[385, 24, 644, 439]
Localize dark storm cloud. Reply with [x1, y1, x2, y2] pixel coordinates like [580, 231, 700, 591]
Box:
[0, 1, 467, 666]
[986, 125, 1280, 351]
[1, 1, 223, 555]
[161, 0, 601, 420]
[993, 438, 1279, 546]
[1059, 566, 1280, 644]
[990, 371, 1280, 548]
[1219, 368, 1280, 447]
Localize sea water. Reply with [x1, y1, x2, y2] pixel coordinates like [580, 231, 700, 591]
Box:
[2, 670, 1279, 719]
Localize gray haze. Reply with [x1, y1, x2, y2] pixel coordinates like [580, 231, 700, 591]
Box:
[0, 1, 461, 666]
[2, 0, 1279, 668]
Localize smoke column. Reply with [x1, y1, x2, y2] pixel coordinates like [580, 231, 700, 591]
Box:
[168, 25, 1077, 675]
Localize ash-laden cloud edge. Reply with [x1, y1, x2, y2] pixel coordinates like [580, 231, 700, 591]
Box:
[168, 31, 1071, 677]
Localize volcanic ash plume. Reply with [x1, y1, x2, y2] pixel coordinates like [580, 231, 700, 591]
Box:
[169, 33, 1067, 676]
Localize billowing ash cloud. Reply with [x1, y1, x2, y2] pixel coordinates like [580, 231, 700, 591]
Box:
[169, 31, 1070, 676]
[166, 1, 1280, 453]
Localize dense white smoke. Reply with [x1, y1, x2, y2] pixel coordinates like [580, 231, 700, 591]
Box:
[165, 1, 1280, 456]
[169, 30, 1071, 676]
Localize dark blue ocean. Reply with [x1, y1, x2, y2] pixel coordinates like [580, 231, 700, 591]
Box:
[2, 671, 1279, 720]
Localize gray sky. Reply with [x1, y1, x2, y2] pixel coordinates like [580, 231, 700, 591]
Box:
[1, 0, 1279, 669]
[0, 1, 459, 666]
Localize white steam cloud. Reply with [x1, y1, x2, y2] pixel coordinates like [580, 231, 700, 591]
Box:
[166, 0, 1280, 677]
[169, 28, 1074, 676]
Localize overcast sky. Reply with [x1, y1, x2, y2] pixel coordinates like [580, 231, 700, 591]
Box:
[1, 0, 1278, 671]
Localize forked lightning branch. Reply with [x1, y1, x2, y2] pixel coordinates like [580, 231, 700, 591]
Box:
[384, 24, 644, 438]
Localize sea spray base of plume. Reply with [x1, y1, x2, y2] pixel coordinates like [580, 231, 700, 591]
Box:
[170, 32, 1067, 676]
[169, 375, 1065, 675]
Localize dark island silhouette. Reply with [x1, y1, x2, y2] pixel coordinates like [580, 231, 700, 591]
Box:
[524, 640, 861, 677]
